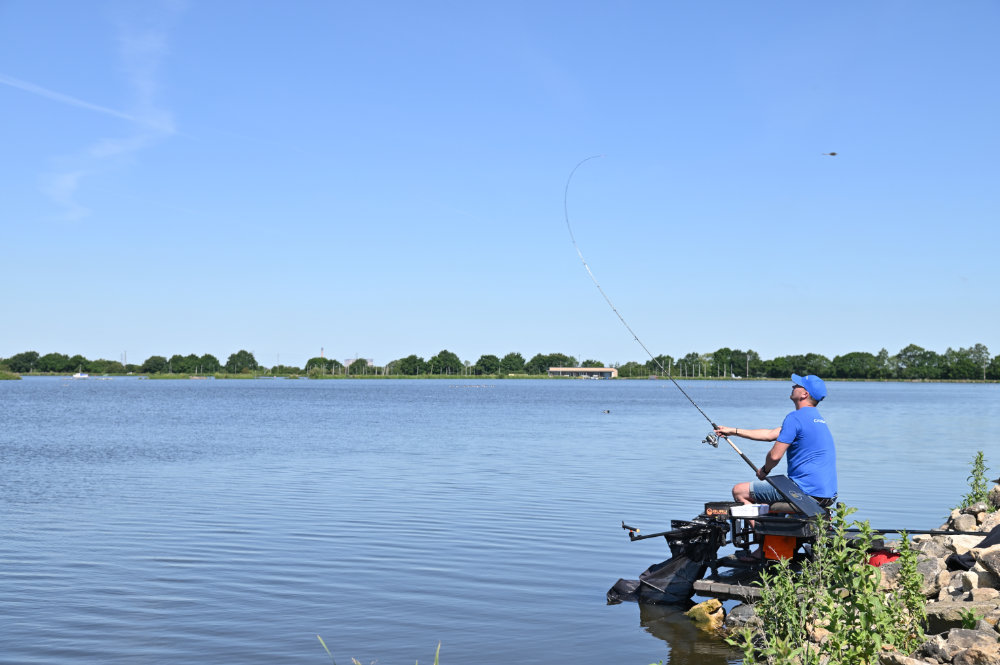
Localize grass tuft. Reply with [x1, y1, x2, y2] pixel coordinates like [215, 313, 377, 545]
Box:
[316, 637, 441, 665]
[316, 635, 336, 664]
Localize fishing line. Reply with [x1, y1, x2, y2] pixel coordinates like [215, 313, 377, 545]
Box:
[564, 157, 764, 470]
[563, 156, 719, 430]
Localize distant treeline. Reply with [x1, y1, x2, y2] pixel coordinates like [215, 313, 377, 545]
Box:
[611, 343, 998, 381]
[2, 343, 998, 380]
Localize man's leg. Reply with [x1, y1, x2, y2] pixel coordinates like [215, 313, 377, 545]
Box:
[732, 481, 760, 560]
[746, 480, 786, 505]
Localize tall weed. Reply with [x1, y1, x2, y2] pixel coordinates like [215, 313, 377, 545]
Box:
[957, 451, 993, 511]
[729, 504, 925, 665]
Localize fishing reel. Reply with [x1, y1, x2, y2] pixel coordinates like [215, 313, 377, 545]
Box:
[702, 433, 719, 448]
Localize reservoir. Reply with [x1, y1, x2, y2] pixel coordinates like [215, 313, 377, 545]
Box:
[2, 377, 996, 664]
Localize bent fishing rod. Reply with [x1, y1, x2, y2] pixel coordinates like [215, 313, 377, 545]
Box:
[563, 156, 760, 473]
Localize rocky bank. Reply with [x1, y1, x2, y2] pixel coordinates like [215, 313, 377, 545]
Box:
[711, 483, 1000, 664]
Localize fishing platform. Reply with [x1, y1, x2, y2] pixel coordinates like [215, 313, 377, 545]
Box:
[608, 474, 867, 605]
[608, 468, 998, 607]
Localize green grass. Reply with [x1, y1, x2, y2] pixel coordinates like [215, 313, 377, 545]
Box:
[317, 637, 440, 665]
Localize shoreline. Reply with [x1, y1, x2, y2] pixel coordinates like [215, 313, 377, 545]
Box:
[5, 372, 998, 384]
[6, 373, 1000, 384]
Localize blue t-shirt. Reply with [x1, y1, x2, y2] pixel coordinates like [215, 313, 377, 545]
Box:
[776, 406, 837, 498]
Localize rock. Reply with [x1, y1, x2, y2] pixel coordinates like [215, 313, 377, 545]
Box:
[972, 562, 1000, 590]
[985, 608, 1000, 629]
[881, 561, 903, 589]
[981, 512, 1000, 533]
[978, 512, 989, 526]
[955, 514, 980, 532]
[953, 535, 989, 555]
[878, 651, 930, 665]
[919, 633, 950, 662]
[940, 586, 968, 602]
[926, 600, 1000, 634]
[918, 556, 947, 597]
[971, 588, 1000, 602]
[973, 620, 999, 635]
[917, 539, 955, 560]
[950, 570, 972, 588]
[954, 643, 1000, 665]
[965, 572, 982, 591]
[723, 603, 759, 629]
[980, 547, 1000, 579]
[963, 503, 990, 516]
[685, 598, 724, 632]
[943, 628, 1000, 665]
[988, 486, 1000, 511]
[945, 627, 995, 650]
[943, 569, 961, 587]
[883, 556, 946, 596]
[807, 624, 831, 645]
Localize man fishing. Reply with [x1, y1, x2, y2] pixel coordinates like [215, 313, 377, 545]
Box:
[714, 374, 837, 509]
[561, 159, 839, 511]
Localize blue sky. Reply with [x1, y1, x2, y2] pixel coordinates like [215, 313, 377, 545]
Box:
[2, 1, 998, 369]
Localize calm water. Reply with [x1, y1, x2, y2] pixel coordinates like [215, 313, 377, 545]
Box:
[2, 377, 997, 664]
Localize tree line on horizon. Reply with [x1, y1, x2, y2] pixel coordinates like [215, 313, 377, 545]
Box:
[2, 342, 998, 381]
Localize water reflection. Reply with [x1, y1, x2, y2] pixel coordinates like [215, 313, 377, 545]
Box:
[638, 604, 742, 665]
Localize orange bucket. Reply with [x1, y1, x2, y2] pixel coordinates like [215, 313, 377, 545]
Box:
[763, 535, 796, 560]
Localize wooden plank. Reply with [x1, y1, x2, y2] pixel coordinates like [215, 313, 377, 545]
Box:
[693, 574, 762, 601]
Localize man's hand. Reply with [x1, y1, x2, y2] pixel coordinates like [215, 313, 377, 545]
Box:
[756, 466, 769, 480]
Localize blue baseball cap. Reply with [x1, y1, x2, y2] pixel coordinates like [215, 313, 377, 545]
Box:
[791, 374, 827, 402]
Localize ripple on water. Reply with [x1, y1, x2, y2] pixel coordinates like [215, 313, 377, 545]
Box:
[3, 378, 997, 664]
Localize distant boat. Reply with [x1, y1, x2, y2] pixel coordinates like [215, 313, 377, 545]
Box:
[72, 372, 89, 379]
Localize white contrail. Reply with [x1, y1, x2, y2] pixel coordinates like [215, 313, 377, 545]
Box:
[6, 4, 183, 221]
[0, 73, 143, 125]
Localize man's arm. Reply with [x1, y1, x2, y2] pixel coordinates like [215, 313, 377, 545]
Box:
[757, 441, 790, 479]
[714, 425, 781, 441]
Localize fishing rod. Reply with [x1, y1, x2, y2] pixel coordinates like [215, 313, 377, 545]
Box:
[563, 156, 760, 473]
